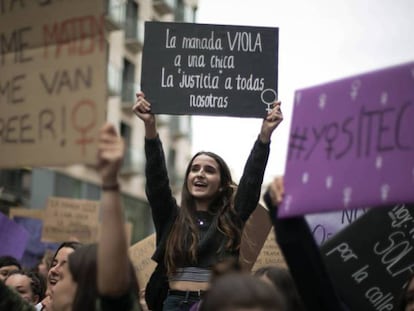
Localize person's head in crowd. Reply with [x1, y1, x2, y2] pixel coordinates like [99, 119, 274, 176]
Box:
[50, 243, 139, 311]
[48, 242, 82, 289]
[38, 249, 54, 280]
[397, 272, 414, 311]
[41, 241, 83, 310]
[199, 273, 285, 311]
[182, 151, 235, 213]
[0, 255, 21, 281]
[254, 265, 305, 311]
[5, 270, 46, 305]
[0, 280, 38, 311]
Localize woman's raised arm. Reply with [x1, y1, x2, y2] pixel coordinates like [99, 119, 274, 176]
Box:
[133, 92, 157, 139]
[259, 100, 283, 143]
[96, 123, 130, 296]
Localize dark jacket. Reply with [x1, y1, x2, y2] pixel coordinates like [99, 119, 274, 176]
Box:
[145, 135, 271, 267]
[263, 191, 348, 311]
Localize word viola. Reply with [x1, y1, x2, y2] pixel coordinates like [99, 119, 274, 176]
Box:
[165, 28, 263, 53]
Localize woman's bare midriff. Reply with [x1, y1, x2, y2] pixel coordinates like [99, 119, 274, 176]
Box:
[169, 280, 209, 291]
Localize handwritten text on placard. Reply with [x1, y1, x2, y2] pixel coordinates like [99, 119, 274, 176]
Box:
[42, 197, 100, 243]
[141, 22, 278, 118]
[280, 61, 414, 217]
[322, 204, 414, 310]
[0, 0, 106, 168]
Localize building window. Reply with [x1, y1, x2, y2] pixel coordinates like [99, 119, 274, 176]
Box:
[175, 0, 197, 22]
[105, 0, 126, 30]
[120, 122, 143, 175]
[84, 183, 101, 201]
[0, 169, 31, 208]
[175, 0, 185, 21]
[54, 173, 101, 200]
[122, 193, 151, 243]
[125, 0, 138, 40]
[122, 58, 136, 103]
[55, 174, 82, 198]
[120, 122, 132, 143]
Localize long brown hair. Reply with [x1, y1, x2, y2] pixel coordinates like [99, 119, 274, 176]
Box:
[69, 244, 139, 311]
[165, 151, 243, 275]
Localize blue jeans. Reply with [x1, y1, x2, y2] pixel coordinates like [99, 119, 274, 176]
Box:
[162, 292, 200, 311]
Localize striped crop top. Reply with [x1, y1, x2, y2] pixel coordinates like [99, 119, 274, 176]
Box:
[168, 267, 211, 283]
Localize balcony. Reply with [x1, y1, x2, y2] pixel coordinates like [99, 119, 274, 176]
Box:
[125, 19, 144, 53]
[153, 0, 176, 15]
[105, 0, 126, 31]
[121, 147, 144, 175]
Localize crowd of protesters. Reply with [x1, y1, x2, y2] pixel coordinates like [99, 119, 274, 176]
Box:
[1, 95, 413, 311]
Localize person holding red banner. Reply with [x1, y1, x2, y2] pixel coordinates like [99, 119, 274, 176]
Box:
[133, 93, 283, 311]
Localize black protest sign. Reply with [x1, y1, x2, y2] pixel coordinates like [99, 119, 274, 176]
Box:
[320, 204, 414, 311]
[141, 22, 278, 118]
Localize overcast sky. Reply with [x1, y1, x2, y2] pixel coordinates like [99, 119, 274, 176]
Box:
[191, 0, 414, 185]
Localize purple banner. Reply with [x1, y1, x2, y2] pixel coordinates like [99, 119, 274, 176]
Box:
[13, 217, 60, 269]
[0, 213, 30, 260]
[280, 61, 414, 217]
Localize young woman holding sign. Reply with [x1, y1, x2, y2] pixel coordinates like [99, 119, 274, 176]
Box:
[133, 93, 283, 311]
